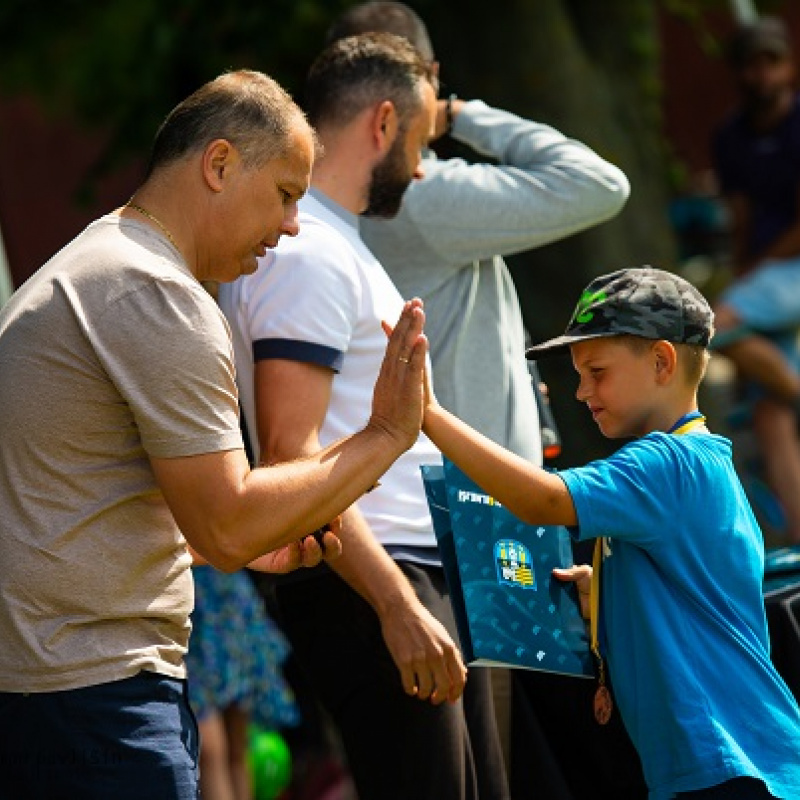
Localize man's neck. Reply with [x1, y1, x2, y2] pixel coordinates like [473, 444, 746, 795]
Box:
[311, 172, 367, 216]
[310, 131, 372, 215]
[306, 187, 359, 230]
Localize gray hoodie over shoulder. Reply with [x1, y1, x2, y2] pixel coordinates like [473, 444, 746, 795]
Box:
[360, 100, 630, 463]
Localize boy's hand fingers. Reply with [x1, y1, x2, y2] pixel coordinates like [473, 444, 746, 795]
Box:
[553, 565, 593, 621]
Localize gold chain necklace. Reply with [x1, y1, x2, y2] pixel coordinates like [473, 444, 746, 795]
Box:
[125, 202, 180, 252]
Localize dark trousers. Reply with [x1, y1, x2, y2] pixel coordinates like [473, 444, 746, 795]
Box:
[0, 671, 199, 800]
[676, 777, 777, 799]
[509, 669, 647, 800]
[272, 562, 509, 800]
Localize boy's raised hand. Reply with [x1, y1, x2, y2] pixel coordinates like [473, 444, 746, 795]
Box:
[371, 299, 429, 449]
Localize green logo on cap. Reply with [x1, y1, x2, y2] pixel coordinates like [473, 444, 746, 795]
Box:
[574, 290, 607, 323]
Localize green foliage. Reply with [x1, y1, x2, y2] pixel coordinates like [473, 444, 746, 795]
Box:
[0, 0, 685, 465]
[662, 0, 735, 57]
[0, 0, 357, 172]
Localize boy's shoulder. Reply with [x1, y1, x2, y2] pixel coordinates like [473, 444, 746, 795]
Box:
[621, 429, 730, 457]
[587, 431, 731, 483]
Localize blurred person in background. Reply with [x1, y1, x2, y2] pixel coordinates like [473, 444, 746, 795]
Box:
[712, 15, 800, 543]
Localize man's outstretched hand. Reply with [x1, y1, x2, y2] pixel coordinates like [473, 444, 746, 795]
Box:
[370, 298, 428, 450]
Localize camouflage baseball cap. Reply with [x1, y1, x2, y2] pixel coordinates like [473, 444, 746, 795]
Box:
[525, 266, 714, 358]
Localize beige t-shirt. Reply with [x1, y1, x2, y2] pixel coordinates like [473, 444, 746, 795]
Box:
[0, 215, 243, 692]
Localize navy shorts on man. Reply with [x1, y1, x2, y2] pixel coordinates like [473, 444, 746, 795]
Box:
[0, 672, 199, 800]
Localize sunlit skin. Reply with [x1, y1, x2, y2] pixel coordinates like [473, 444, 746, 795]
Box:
[571, 336, 695, 439]
[122, 119, 315, 287]
[405, 80, 437, 181]
[198, 122, 315, 283]
[362, 80, 438, 217]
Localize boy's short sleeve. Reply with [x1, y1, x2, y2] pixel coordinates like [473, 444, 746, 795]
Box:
[559, 435, 678, 550]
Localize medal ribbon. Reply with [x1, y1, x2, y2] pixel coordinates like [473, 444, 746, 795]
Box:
[589, 410, 707, 723]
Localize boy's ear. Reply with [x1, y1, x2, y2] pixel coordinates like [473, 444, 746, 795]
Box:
[653, 340, 677, 383]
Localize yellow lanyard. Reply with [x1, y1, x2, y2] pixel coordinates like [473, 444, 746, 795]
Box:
[589, 413, 706, 721]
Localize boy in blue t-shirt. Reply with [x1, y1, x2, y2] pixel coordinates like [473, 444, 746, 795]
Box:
[422, 267, 800, 799]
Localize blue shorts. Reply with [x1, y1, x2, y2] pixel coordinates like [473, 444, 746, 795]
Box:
[720, 257, 800, 332]
[0, 671, 199, 800]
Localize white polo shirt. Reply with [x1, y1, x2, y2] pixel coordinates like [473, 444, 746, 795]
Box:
[219, 190, 441, 550]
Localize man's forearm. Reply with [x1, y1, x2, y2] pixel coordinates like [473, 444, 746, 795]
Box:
[325, 501, 468, 705]
[234, 422, 411, 563]
[401, 101, 630, 264]
[158, 422, 409, 573]
[328, 505, 418, 615]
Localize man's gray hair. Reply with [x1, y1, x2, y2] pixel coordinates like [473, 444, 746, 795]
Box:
[147, 70, 312, 176]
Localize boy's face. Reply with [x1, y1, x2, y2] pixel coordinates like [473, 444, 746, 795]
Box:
[570, 336, 661, 439]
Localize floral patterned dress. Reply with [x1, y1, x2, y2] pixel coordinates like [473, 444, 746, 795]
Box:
[186, 566, 299, 729]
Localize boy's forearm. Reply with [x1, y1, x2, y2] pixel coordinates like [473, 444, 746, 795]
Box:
[424, 403, 576, 526]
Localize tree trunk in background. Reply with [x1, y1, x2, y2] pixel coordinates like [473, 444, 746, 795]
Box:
[418, 0, 679, 463]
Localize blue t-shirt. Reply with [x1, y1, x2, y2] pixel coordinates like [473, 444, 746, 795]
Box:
[713, 95, 800, 259]
[560, 432, 800, 799]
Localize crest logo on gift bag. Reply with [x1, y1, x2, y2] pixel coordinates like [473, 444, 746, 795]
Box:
[494, 540, 535, 590]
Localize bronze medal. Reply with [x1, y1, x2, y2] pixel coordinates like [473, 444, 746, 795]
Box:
[593, 685, 613, 725]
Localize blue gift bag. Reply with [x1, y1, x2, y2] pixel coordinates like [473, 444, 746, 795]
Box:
[422, 460, 593, 678]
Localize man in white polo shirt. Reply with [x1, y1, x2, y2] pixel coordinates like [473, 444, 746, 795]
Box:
[219, 33, 485, 800]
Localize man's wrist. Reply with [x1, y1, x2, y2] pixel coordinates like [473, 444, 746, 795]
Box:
[373, 578, 419, 618]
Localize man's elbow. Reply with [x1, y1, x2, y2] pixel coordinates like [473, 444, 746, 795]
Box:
[598, 166, 631, 217]
[203, 549, 247, 574]
[190, 537, 248, 573]
[184, 516, 254, 573]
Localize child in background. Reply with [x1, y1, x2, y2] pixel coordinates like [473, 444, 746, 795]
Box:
[187, 567, 300, 800]
[420, 266, 800, 799]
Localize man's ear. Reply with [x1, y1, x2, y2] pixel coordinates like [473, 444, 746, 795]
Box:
[202, 139, 237, 192]
[372, 100, 399, 156]
[653, 340, 678, 383]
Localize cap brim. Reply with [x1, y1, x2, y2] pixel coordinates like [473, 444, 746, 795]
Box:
[525, 331, 618, 359]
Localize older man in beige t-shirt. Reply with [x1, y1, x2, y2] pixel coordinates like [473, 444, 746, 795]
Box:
[0, 67, 440, 800]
